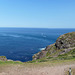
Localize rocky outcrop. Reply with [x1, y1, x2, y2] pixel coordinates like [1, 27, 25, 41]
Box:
[55, 32, 75, 49]
[33, 32, 75, 60]
[0, 56, 7, 61]
[33, 50, 47, 60]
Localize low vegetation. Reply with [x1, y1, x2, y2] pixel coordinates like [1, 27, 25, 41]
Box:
[0, 61, 23, 65]
[29, 48, 75, 63]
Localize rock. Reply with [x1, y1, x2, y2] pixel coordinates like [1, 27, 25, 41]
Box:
[33, 50, 47, 60]
[0, 56, 7, 61]
[55, 32, 75, 49]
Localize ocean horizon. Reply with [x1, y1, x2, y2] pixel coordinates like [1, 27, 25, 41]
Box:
[0, 28, 75, 62]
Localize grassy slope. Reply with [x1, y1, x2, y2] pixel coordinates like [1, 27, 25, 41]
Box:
[0, 61, 23, 66]
[29, 48, 75, 63]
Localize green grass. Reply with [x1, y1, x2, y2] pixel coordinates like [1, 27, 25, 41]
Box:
[0, 61, 23, 65]
[26, 59, 75, 68]
[47, 48, 75, 61]
[57, 48, 75, 60]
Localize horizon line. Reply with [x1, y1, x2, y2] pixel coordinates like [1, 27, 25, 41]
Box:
[0, 27, 75, 29]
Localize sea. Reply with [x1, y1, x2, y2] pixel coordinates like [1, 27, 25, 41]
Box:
[0, 28, 75, 62]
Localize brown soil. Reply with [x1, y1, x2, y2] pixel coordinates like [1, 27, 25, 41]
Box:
[0, 64, 75, 75]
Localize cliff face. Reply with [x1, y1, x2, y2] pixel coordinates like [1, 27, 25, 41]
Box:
[33, 32, 75, 60]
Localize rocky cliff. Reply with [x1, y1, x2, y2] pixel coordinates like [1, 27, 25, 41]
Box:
[33, 32, 75, 60]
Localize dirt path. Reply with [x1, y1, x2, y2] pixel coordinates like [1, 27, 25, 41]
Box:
[0, 64, 75, 75]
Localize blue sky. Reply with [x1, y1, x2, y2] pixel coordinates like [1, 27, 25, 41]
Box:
[0, 0, 75, 28]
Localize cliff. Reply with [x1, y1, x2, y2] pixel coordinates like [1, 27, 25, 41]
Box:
[33, 32, 75, 60]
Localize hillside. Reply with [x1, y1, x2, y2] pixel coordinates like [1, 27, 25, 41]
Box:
[33, 32, 75, 61]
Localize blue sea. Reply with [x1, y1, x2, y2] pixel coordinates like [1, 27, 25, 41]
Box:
[0, 28, 75, 62]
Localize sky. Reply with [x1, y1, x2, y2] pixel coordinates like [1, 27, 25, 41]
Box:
[0, 0, 75, 28]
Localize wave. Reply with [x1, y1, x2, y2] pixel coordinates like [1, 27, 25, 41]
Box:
[8, 34, 22, 38]
[1, 33, 41, 40]
[0, 33, 49, 42]
[1, 34, 22, 38]
[39, 47, 46, 50]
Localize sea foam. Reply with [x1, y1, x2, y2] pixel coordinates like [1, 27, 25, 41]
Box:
[39, 47, 46, 50]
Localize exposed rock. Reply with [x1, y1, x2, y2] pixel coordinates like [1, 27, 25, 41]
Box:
[33, 50, 47, 60]
[33, 32, 75, 60]
[0, 56, 7, 61]
[55, 32, 75, 49]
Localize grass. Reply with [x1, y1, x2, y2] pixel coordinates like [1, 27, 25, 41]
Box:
[0, 60, 23, 66]
[27, 58, 75, 66]
[0, 58, 75, 68]
[57, 48, 75, 60]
